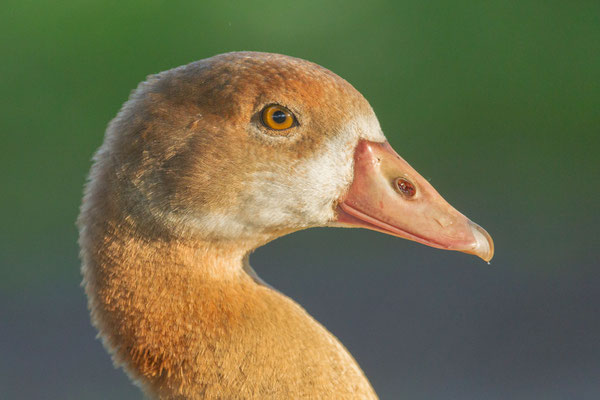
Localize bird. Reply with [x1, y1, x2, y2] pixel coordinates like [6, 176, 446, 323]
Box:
[78, 51, 493, 399]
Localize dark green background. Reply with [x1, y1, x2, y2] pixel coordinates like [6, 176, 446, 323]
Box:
[1, 1, 598, 399]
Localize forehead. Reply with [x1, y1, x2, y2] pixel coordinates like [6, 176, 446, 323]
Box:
[133, 51, 382, 168]
[154, 52, 373, 123]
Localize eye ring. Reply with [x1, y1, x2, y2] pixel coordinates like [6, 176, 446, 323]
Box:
[261, 104, 296, 131]
[394, 177, 417, 198]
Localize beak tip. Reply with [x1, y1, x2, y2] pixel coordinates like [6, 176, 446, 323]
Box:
[469, 222, 495, 263]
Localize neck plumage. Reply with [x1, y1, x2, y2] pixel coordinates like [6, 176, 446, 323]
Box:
[80, 208, 377, 399]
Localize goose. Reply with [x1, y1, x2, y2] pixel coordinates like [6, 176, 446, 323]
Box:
[78, 51, 493, 399]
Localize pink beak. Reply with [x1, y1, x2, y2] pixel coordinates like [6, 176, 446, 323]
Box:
[336, 140, 494, 262]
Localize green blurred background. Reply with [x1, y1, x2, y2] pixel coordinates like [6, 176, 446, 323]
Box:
[1, 1, 598, 399]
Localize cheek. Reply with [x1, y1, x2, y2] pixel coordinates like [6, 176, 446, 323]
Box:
[174, 114, 382, 238]
[297, 135, 356, 217]
[242, 132, 357, 230]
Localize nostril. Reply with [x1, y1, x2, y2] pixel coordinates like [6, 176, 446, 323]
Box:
[394, 178, 416, 198]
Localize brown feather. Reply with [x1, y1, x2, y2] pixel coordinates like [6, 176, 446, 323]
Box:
[79, 52, 378, 399]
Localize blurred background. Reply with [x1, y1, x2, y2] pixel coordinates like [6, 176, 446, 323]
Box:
[1, 0, 599, 399]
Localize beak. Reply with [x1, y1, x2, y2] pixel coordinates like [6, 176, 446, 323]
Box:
[336, 140, 494, 262]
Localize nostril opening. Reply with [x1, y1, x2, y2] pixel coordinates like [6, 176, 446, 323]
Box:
[394, 177, 416, 198]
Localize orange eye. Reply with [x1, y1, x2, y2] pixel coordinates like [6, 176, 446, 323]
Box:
[261, 105, 295, 130]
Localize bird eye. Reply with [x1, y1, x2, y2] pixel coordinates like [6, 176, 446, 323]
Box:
[261, 104, 296, 130]
[394, 178, 416, 198]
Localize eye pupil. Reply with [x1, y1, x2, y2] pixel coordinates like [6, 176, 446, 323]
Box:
[272, 110, 287, 124]
[261, 105, 295, 131]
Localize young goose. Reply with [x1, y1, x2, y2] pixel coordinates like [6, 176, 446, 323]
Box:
[78, 51, 493, 399]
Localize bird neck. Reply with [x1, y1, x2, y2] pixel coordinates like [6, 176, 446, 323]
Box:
[81, 215, 263, 396]
[80, 213, 376, 399]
